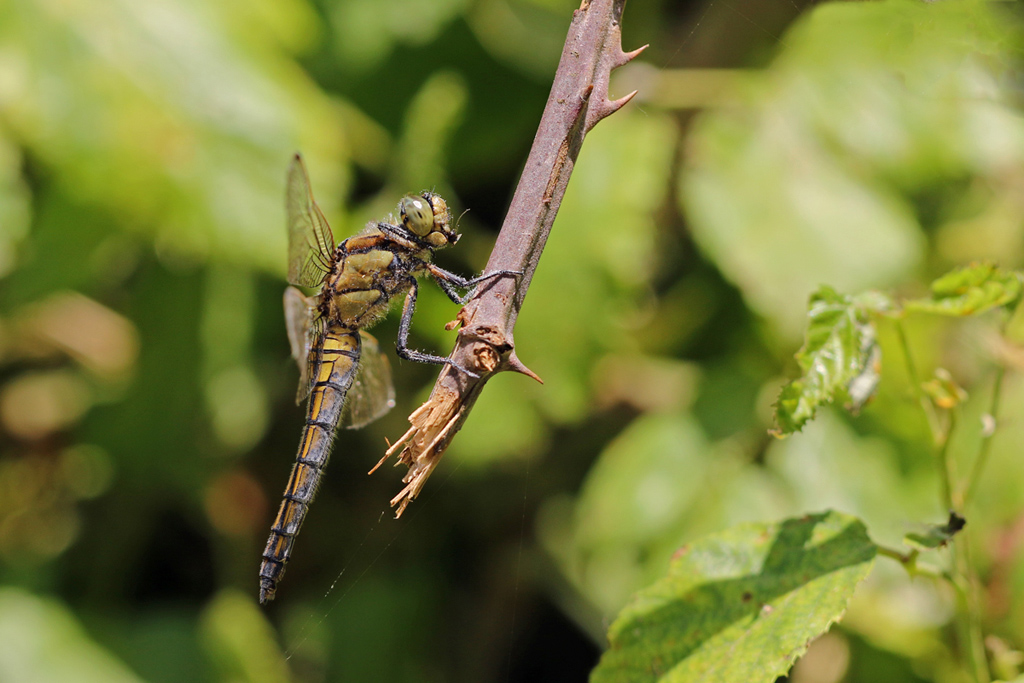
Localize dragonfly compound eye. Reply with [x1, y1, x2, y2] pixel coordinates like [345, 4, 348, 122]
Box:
[421, 193, 457, 247]
[399, 195, 434, 237]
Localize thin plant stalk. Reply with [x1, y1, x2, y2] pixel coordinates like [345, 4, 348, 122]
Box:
[965, 365, 1006, 507]
[900, 321, 989, 682]
[895, 318, 940, 441]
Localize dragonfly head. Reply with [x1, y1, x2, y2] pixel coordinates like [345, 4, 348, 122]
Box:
[399, 192, 458, 249]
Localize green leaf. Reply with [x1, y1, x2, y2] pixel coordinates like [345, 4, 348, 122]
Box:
[904, 263, 1023, 317]
[0, 0, 346, 275]
[199, 589, 290, 683]
[0, 133, 31, 280]
[773, 287, 884, 436]
[328, 0, 467, 74]
[591, 511, 876, 683]
[680, 0, 1024, 336]
[0, 587, 145, 683]
[392, 71, 467, 193]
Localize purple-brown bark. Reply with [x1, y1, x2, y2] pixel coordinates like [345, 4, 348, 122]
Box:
[373, 0, 645, 515]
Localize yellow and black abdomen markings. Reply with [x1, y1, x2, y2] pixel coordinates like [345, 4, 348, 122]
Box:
[259, 325, 361, 603]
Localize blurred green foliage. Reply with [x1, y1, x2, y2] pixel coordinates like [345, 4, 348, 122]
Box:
[1, 0, 1024, 681]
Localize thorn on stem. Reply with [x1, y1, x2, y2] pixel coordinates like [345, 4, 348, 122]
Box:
[608, 90, 638, 114]
[507, 351, 543, 384]
[617, 43, 648, 68]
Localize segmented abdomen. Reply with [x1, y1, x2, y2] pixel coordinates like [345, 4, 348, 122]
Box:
[259, 325, 361, 603]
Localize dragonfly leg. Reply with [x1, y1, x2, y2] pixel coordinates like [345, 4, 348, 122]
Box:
[397, 281, 479, 378]
[430, 270, 466, 304]
[427, 264, 522, 304]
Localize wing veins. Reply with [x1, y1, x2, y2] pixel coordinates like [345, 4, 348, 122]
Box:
[286, 154, 336, 288]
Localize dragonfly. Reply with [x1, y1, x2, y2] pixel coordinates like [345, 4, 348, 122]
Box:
[260, 153, 517, 603]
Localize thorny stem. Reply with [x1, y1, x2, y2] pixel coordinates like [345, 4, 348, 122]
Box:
[375, 0, 646, 515]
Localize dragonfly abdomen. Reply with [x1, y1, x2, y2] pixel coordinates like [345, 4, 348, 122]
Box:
[259, 326, 361, 603]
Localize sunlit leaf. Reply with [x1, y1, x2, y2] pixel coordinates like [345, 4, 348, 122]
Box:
[466, 0, 567, 77]
[773, 287, 885, 436]
[391, 70, 468, 196]
[329, 0, 468, 73]
[591, 511, 876, 683]
[904, 263, 1023, 317]
[0, 0, 347, 274]
[846, 340, 881, 415]
[539, 409, 774, 619]
[571, 413, 711, 550]
[199, 589, 290, 683]
[0, 588, 145, 683]
[766, 412, 938, 549]
[0, 134, 31, 279]
[681, 0, 1024, 336]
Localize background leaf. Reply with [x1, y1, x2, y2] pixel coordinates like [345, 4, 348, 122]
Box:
[591, 511, 876, 683]
[904, 263, 1023, 317]
[680, 0, 1024, 336]
[773, 287, 881, 435]
[0, 587, 146, 683]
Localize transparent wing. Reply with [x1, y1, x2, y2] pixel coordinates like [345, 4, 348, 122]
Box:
[286, 153, 335, 288]
[342, 332, 396, 429]
[283, 286, 323, 404]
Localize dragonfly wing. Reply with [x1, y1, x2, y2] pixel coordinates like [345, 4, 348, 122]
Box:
[284, 286, 323, 404]
[342, 331, 396, 429]
[286, 153, 335, 288]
